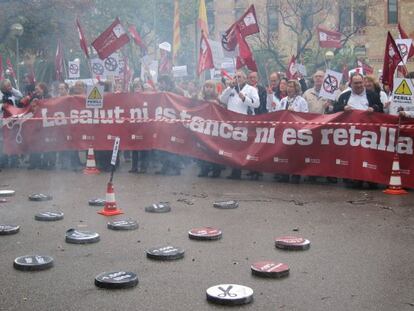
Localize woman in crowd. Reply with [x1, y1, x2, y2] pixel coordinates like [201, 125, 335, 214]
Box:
[197, 80, 225, 178]
[364, 75, 390, 113]
[269, 79, 309, 183]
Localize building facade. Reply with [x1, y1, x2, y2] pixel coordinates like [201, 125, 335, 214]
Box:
[204, 0, 414, 74]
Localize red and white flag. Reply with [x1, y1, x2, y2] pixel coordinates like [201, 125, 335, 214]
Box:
[398, 23, 414, 59]
[234, 27, 257, 72]
[55, 40, 64, 81]
[382, 32, 404, 90]
[128, 25, 147, 53]
[76, 18, 90, 58]
[317, 26, 342, 49]
[197, 31, 214, 76]
[92, 17, 130, 60]
[222, 4, 259, 51]
[286, 55, 298, 79]
[357, 60, 374, 75]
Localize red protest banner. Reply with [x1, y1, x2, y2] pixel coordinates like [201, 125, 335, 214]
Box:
[3, 93, 414, 188]
[92, 17, 130, 60]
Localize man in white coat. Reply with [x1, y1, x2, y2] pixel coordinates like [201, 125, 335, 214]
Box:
[219, 71, 259, 179]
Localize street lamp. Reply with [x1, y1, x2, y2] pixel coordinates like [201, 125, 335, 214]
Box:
[10, 23, 24, 89]
[325, 51, 334, 70]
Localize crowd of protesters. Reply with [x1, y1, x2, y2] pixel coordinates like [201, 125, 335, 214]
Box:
[0, 67, 412, 189]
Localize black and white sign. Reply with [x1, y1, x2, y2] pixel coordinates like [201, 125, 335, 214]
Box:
[89, 198, 106, 206]
[320, 69, 342, 101]
[146, 246, 185, 260]
[68, 59, 80, 79]
[111, 137, 121, 166]
[0, 190, 15, 197]
[107, 219, 138, 231]
[29, 194, 53, 202]
[145, 202, 171, 213]
[34, 211, 64, 222]
[95, 271, 139, 289]
[213, 200, 238, 209]
[0, 224, 20, 235]
[65, 229, 100, 244]
[206, 284, 254, 306]
[14, 255, 54, 271]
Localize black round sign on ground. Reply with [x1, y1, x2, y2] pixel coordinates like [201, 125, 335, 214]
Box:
[145, 203, 171, 213]
[65, 229, 100, 244]
[14, 255, 54, 271]
[29, 194, 53, 202]
[89, 198, 106, 207]
[95, 271, 138, 289]
[0, 190, 15, 197]
[213, 200, 238, 209]
[107, 219, 138, 231]
[206, 284, 253, 306]
[146, 246, 185, 261]
[34, 211, 64, 222]
[188, 227, 222, 241]
[0, 224, 20, 235]
[275, 236, 311, 251]
[251, 261, 290, 278]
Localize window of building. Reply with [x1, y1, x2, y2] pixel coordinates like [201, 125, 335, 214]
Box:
[339, 3, 367, 32]
[267, 0, 279, 32]
[234, 0, 247, 19]
[388, 0, 398, 24]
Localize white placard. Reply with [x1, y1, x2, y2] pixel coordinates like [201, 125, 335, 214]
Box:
[86, 84, 104, 109]
[68, 59, 80, 79]
[395, 38, 412, 65]
[390, 77, 414, 115]
[208, 39, 225, 69]
[172, 65, 188, 78]
[320, 69, 343, 101]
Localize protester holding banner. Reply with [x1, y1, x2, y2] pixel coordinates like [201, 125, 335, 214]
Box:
[363, 75, 390, 113]
[197, 80, 224, 178]
[219, 70, 259, 180]
[303, 70, 331, 114]
[334, 73, 383, 113]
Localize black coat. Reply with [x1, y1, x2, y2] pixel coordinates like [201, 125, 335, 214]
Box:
[254, 84, 268, 115]
[334, 90, 383, 113]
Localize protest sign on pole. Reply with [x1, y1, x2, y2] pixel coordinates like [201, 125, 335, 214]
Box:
[86, 84, 104, 109]
[68, 59, 80, 79]
[390, 77, 414, 115]
[320, 69, 342, 101]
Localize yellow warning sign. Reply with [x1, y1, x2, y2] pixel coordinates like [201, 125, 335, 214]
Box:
[88, 87, 103, 100]
[394, 80, 412, 95]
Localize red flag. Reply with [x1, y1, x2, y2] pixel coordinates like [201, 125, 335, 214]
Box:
[55, 40, 64, 81]
[6, 58, 16, 79]
[76, 18, 89, 58]
[286, 55, 298, 79]
[382, 32, 404, 90]
[197, 31, 214, 76]
[159, 49, 172, 75]
[222, 4, 260, 51]
[234, 27, 257, 72]
[220, 68, 233, 80]
[128, 25, 147, 53]
[357, 60, 374, 75]
[0, 55, 4, 80]
[398, 23, 414, 59]
[317, 26, 342, 49]
[92, 17, 130, 60]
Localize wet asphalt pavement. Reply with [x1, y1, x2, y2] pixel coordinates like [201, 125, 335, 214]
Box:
[0, 165, 413, 311]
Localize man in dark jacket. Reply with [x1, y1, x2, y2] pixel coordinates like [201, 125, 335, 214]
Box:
[334, 73, 383, 189]
[334, 73, 383, 113]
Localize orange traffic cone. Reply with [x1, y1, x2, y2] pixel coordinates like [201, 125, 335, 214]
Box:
[83, 146, 100, 175]
[98, 182, 123, 216]
[383, 154, 408, 195]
